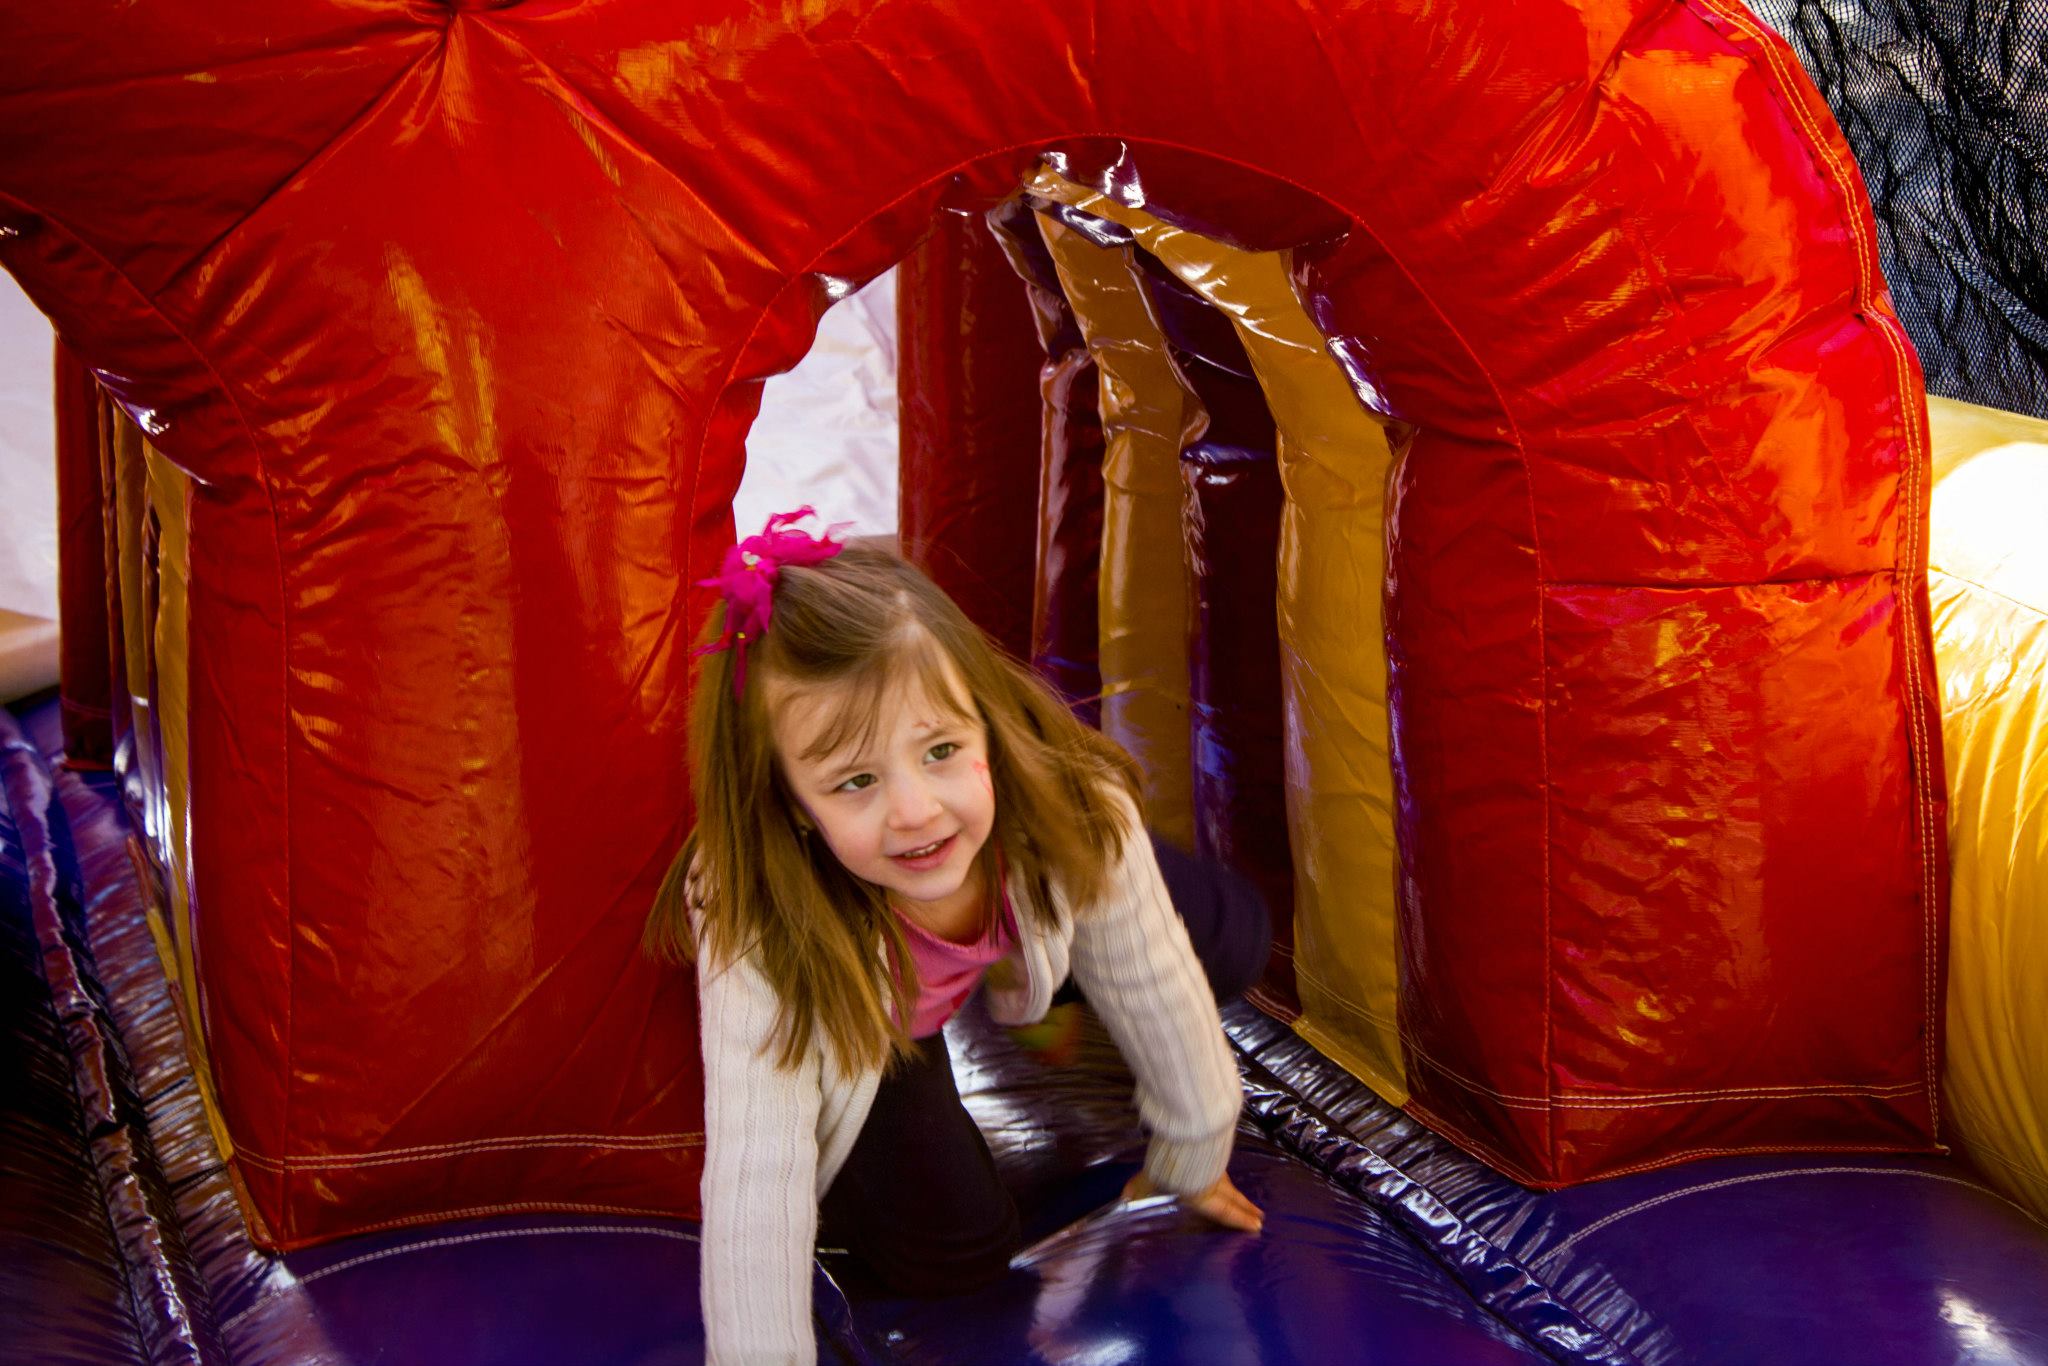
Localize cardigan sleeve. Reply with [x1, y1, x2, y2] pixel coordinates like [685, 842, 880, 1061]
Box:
[1064, 789, 1246, 1196]
[697, 939, 824, 1365]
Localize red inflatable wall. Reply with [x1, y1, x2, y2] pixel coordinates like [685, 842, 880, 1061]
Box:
[0, 0, 1944, 1240]
[989, 197, 1108, 722]
[896, 209, 1044, 660]
[53, 344, 113, 768]
[1182, 443, 1298, 1016]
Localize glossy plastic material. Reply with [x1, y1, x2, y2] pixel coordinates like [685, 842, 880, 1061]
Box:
[15, 689, 2048, 1364]
[1138, 258, 1276, 453]
[896, 210, 1044, 660]
[1036, 210, 1200, 848]
[1229, 1004, 2048, 1366]
[6, 704, 1542, 1366]
[54, 343, 113, 767]
[1924, 396, 2048, 1224]
[1030, 171, 1410, 1102]
[2, 703, 217, 1366]
[987, 198, 1106, 724]
[143, 439, 208, 1153]
[1153, 252, 1294, 1019]
[844, 1002, 1554, 1366]
[0, 0, 1944, 1238]
[102, 417, 156, 842]
[3, 712, 152, 1366]
[1181, 449, 1298, 1017]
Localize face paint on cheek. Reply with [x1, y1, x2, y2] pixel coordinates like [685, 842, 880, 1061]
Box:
[973, 759, 992, 796]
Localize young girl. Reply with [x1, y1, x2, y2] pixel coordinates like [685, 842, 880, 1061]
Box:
[645, 509, 1268, 1365]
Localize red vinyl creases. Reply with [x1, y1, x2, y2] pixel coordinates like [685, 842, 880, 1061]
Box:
[0, 0, 1944, 1240]
[896, 207, 1045, 662]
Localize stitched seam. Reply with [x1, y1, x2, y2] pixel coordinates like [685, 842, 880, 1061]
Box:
[1931, 567, 2048, 621]
[1299, 966, 1562, 1107]
[1553, 1080, 1923, 1101]
[1535, 1166, 2041, 1271]
[1255, 149, 1562, 1169]
[1295, 967, 1545, 1106]
[1543, 569, 1890, 590]
[1412, 1097, 1949, 1189]
[1401, 1097, 1550, 1185]
[218, 1221, 704, 1334]
[157, 34, 446, 298]
[0, 186, 302, 1209]
[1407, 1044, 1928, 1108]
[1692, 0, 1942, 1145]
[1350, 983, 1926, 1108]
[1544, 1084, 1923, 1110]
[1586, 1141, 1940, 1180]
[233, 1131, 705, 1170]
[1402, 1046, 1552, 1109]
[1291, 961, 1400, 1029]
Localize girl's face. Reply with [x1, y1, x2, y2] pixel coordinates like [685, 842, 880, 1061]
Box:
[769, 655, 997, 926]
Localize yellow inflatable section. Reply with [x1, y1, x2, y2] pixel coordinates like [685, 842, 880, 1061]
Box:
[102, 406, 235, 1162]
[1927, 395, 2048, 1224]
[1029, 171, 1408, 1101]
[1024, 182, 2046, 1155]
[1035, 211, 1204, 849]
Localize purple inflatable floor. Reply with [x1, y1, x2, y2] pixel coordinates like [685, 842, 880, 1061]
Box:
[7, 690, 2047, 1366]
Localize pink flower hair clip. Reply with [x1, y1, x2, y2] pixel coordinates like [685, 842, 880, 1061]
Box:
[695, 506, 849, 697]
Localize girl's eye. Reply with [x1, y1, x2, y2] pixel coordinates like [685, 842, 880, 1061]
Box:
[836, 773, 877, 793]
[927, 742, 960, 763]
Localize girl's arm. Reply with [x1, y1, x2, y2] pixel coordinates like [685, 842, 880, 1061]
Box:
[1065, 790, 1245, 1198]
[697, 939, 825, 1365]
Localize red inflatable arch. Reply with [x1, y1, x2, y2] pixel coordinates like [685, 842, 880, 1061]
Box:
[0, 0, 1943, 1245]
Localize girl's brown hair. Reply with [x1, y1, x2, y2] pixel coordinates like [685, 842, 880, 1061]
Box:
[642, 539, 1140, 1073]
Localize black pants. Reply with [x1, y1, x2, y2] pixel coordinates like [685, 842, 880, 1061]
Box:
[817, 836, 1270, 1295]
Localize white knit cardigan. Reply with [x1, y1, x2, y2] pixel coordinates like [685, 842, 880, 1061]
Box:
[695, 791, 1245, 1365]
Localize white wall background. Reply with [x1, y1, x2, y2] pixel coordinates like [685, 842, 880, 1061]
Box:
[0, 274, 58, 623]
[735, 270, 899, 539]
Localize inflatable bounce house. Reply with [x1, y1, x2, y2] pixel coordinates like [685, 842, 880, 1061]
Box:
[4, 0, 2045, 1361]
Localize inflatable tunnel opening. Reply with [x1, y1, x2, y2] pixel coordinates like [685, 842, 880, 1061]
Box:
[849, 154, 1387, 1040]
[883, 130, 1951, 1195]
[9, 4, 2048, 1360]
[0, 0, 1973, 1259]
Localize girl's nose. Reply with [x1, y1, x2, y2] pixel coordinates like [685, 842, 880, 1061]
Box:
[887, 774, 943, 829]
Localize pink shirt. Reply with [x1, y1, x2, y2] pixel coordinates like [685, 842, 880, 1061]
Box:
[891, 886, 1017, 1038]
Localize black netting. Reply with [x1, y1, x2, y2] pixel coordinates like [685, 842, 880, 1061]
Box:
[1748, 0, 2047, 418]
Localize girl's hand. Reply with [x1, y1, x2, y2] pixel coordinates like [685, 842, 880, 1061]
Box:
[1120, 1169, 1264, 1235]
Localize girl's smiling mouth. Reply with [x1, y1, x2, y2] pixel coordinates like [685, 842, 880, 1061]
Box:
[890, 834, 956, 869]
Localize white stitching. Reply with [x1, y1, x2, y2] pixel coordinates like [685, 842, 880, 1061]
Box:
[1547, 1083, 1925, 1110]
[1405, 1041, 1918, 1109]
[1548, 1081, 1922, 1102]
[1306, 968, 1925, 1110]
[1534, 1166, 2043, 1271]
[233, 1132, 704, 1171]
[1692, 0, 1943, 1145]
[218, 1223, 704, 1334]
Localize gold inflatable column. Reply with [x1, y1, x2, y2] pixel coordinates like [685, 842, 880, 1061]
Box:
[1029, 170, 1407, 1101]
[107, 414, 164, 844]
[142, 440, 208, 1074]
[1036, 211, 1202, 848]
[105, 401, 235, 1160]
[1926, 395, 2048, 1223]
